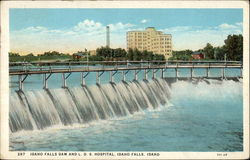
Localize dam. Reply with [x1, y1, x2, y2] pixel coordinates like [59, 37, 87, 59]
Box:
[9, 60, 243, 151]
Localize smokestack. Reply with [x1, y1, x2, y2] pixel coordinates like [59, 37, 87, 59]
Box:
[106, 26, 110, 48]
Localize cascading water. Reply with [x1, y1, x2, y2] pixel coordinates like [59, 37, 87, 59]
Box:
[9, 78, 171, 133]
[9, 77, 243, 151]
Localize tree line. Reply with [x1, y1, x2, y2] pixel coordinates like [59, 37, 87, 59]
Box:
[9, 47, 165, 62]
[9, 34, 243, 62]
[96, 47, 165, 61]
[169, 34, 243, 61]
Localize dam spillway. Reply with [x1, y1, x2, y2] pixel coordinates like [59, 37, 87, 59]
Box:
[10, 79, 171, 132]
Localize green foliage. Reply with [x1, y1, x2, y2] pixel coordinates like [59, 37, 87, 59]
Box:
[169, 50, 193, 60]
[203, 43, 214, 59]
[88, 55, 104, 61]
[214, 46, 225, 60]
[9, 52, 20, 57]
[9, 34, 243, 62]
[224, 34, 243, 61]
[96, 47, 165, 61]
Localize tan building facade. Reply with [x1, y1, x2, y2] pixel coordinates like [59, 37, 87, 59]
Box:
[127, 27, 172, 59]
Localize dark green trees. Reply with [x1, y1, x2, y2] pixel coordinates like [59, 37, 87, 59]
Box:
[169, 50, 193, 60]
[96, 47, 165, 61]
[224, 34, 243, 61]
[203, 43, 214, 59]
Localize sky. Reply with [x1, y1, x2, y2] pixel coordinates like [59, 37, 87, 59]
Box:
[10, 9, 243, 55]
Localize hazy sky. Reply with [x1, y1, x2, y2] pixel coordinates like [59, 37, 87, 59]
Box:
[10, 9, 243, 55]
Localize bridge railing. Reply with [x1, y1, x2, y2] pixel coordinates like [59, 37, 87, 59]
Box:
[9, 60, 243, 91]
[9, 60, 242, 73]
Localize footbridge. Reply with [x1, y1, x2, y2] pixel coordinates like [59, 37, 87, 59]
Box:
[9, 60, 243, 91]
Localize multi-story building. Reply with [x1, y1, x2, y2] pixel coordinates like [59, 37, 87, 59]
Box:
[127, 27, 172, 59]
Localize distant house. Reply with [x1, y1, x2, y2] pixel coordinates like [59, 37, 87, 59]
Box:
[72, 53, 86, 60]
[192, 51, 204, 59]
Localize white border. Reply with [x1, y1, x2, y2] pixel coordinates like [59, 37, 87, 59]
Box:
[1, 1, 249, 159]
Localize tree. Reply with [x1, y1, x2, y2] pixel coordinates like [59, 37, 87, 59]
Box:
[26, 53, 34, 57]
[169, 50, 193, 60]
[153, 54, 165, 61]
[224, 34, 243, 61]
[133, 48, 142, 60]
[214, 46, 225, 60]
[203, 43, 214, 59]
[113, 48, 127, 58]
[9, 52, 20, 57]
[126, 48, 134, 60]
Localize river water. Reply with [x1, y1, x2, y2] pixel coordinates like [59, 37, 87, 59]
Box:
[9, 67, 243, 151]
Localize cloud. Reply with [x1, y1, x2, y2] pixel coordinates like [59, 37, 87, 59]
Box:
[140, 19, 148, 23]
[108, 22, 135, 32]
[73, 19, 103, 34]
[218, 23, 238, 29]
[10, 20, 243, 54]
[161, 22, 242, 50]
[10, 19, 137, 54]
[162, 26, 197, 33]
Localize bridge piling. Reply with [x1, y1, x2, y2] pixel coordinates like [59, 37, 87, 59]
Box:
[122, 70, 125, 81]
[221, 68, 225, 79]
[96, 71, 104, 84]
[240, 68, 243, 77]
[43, 73, 52, 89]
[191, 68, 193, 78]
[134, 70, 138, 80]
[110, 71, 113, 82]
[96, 72, 100, 84]
[81, 72, 85, 86]
[206, 68, 209, 78]
[144, 69, 148, 80]
[62, 73, 66, 88]
[161, 69, 164, 78]
[62, 72, 72, 88]
[175, 68, 178, 78]
[152, 69, 155, 79]
[18, 75, 23, 91]
[81, 72, 89, 86]
[18, 74, 28, 91]
[43, 74, 47, 89]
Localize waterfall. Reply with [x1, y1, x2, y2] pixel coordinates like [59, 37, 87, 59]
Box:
[9, 78, 171, 133]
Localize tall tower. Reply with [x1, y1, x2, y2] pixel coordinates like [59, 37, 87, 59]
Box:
[106, 26, 110, 48]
